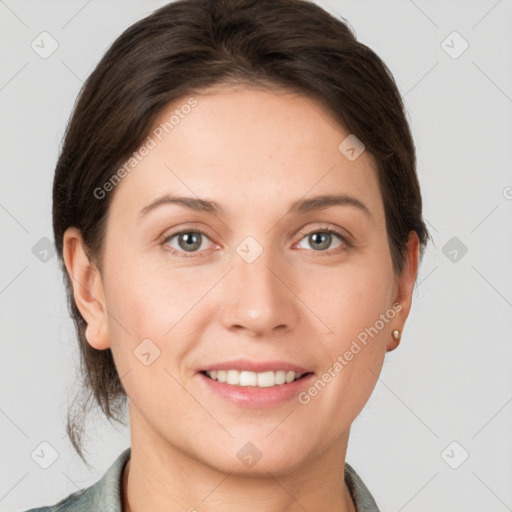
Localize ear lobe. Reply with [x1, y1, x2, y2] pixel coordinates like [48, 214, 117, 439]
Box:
[62, 227, 110, 350]
[386, 231, 420, 352]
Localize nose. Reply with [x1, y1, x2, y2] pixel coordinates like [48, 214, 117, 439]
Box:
[219, 245, 300, 337]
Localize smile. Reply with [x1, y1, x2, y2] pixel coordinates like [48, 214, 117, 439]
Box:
[202, 369, 308, 387]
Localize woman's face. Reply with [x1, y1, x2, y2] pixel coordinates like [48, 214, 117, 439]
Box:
[70, 85, 418, 475]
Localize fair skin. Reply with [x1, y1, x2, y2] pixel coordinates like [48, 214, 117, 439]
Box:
[63, 85, 419, 512]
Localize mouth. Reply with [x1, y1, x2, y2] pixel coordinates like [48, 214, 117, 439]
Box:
[197, 361, 316, 407]
[200, 369, 313, 388]
[197, 359, 314, 389]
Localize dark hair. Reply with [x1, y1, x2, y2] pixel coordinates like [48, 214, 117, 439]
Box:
[53, 0, 431, 463]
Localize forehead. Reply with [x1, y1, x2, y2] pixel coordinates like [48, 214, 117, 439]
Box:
[108, 86, 383, 226]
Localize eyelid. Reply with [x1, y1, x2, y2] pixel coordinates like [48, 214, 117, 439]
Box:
[294, 223, 352, 243]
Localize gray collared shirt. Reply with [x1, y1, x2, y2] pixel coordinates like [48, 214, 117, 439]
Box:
[24, 447, 381, 511]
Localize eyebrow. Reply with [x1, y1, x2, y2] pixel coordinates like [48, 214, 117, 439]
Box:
[138, 193, 372, 220]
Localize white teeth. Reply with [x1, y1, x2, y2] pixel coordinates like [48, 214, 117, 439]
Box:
[204, 369, 305, 387]
[275, 370, 286, 385]
[227, 369, 239, 385]
[257, 371, 275, 388]
[239, 371, 257, 386]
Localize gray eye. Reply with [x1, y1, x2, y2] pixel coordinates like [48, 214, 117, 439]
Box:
[166, 231, 208, 252]
[298, 231, 343, 251]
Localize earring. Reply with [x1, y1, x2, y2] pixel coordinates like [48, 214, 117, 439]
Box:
[392, 329, 401, 341]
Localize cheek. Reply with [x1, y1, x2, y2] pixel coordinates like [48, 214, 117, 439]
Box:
[313, 256, 394, 407]
[296, 265, 392, 423]
[103, 259, 206, 368]
[299, 253, 395, 346]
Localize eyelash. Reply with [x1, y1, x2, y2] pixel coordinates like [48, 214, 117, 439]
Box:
[160, 225, 351, 259]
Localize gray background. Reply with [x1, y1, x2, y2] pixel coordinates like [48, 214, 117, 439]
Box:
[1, 1, 511, 510]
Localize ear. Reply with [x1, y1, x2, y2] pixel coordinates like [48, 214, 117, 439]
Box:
[386, 231, 419, 352]
[62, 227, 110, 350]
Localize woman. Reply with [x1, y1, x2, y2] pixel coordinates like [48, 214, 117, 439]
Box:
[27, 0, 430, 510]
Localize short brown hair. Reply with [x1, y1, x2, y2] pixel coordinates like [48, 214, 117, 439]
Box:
[53, 0, 431, 463]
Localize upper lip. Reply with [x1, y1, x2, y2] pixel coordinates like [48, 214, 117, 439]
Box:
[199, 359, 313, 374]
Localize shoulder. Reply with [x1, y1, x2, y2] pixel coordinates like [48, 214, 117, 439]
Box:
[21, 448, 131, 512]
[344, 461, 381, 512]
[22, 488, 87, 512]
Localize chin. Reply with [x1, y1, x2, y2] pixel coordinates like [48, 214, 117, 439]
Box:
[196, 435, 313, 477]
[209, 452, 306, 478]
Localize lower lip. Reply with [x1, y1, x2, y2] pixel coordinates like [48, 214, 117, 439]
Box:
[197, 372, 315, 408]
